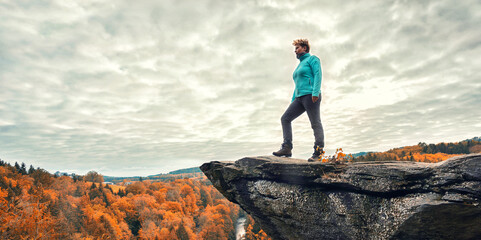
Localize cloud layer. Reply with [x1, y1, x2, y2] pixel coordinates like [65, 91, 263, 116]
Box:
[1, 0, 480, 176]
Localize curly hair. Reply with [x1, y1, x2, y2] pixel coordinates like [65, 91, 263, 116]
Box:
[292, 39, 310, 53]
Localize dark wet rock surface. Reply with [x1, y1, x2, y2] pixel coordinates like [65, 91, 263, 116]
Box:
[200, 154, 481, 240]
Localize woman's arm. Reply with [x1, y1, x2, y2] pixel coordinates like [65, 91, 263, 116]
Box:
[309, 56, 322, 99]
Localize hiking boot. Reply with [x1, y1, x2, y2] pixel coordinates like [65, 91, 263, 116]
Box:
[273, 142, 292, 157]
[308, 145, 324, 162]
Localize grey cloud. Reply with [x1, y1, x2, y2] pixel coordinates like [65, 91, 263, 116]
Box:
[1, 0, 480, 175]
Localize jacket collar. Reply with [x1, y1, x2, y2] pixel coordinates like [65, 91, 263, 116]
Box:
[299, 52, 310, 61]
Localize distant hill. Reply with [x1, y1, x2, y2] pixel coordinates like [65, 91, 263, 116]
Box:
[462, 136, 480, 142]
[102, 166, 203, 183]
[167, 167, 202, 175]
[350, 152, 373, 158]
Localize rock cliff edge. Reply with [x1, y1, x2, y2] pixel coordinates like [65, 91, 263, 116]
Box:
[200, 154, 481, 240]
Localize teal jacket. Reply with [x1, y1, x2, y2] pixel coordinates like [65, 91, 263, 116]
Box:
[291, 53, 322, 102]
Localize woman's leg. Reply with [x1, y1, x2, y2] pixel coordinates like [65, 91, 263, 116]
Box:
[302, 94, 324, 148]
[281, 98, 306, 145]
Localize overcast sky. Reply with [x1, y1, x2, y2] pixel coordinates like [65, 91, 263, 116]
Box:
[1, 0, 480, 176]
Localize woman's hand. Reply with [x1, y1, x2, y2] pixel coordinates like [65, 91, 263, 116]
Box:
[312, 96, 319, 103]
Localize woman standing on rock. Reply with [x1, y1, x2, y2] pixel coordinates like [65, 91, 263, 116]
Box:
[273, 39, 325, 162]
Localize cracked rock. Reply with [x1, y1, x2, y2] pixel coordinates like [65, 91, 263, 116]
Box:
[200, 154, 481, 240]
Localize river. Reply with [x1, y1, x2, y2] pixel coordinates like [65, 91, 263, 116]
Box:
[235, 216, 247, 240]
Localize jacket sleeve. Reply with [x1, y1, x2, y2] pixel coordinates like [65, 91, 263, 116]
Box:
[309, 56, 322, 97]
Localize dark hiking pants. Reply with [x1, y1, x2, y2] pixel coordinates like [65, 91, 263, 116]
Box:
[281, 94, 324, 148]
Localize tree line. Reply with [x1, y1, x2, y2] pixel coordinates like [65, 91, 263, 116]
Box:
[353, 139, 481, 163]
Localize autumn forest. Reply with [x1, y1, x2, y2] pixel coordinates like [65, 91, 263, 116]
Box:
[0, 161, 270, 240]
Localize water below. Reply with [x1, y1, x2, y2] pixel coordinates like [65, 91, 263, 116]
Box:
[235, 216, 247, 240]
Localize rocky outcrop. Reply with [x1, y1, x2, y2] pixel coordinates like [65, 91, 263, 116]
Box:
[200, 154, 481, 240]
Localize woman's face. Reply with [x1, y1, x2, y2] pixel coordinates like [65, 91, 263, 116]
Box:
[294, 44, 307, 57]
